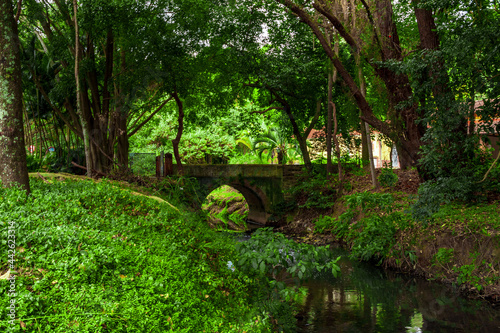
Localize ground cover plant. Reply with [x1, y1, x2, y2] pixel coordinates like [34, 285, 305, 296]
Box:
[0, 177, 285, 332]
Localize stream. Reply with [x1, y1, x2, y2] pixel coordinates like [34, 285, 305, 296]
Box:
[294, 247, 500, 333]
[237, 233, 500, 333]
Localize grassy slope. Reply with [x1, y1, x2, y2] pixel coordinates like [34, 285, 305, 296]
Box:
[0, 176, 271, 332]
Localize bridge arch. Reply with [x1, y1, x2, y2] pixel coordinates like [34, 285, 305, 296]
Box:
[203, 180, 270, 225]
[173, 164, 304, 224]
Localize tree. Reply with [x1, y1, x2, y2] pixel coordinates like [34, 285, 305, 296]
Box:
[22, 0, 187, 174]
[0, 0, 30, 193]
[234, 11, 328, 172]
[412, 0, 500, 180]
[273, 0, 428, 170]
[22, 0, 250, 175]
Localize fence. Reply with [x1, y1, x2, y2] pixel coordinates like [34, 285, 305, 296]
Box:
[129, 153, 174, 177]
[129, 153, 156, 176]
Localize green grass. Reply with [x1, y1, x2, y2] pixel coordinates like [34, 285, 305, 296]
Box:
[433, 202, 500, 235]
[0, 178, 274, 332]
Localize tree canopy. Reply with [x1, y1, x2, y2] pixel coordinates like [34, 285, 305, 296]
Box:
[1, 0, 499, 184]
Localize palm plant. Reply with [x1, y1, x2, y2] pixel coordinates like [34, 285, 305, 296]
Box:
[235, 136, 253, 154]
[252, 126, 289, 164]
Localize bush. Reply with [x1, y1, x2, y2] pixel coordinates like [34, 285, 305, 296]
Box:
[330, 191, 412, 262]
[314, 215, 335, 233]
[235, 228, 340, 281]
[378, 166, 398, 188]
[26, 153, 42, 172]
[411, 175, 477, 223]
[288, 172, 336, 209]
[26, 148, 86, 174]
[129, 153, 156, 176]
[228, 152, 264, 164]
[157, 176, 203, 208]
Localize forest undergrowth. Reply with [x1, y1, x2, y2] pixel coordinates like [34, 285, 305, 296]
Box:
[0, 175, 297, 332]
[278, 167, 500, 304]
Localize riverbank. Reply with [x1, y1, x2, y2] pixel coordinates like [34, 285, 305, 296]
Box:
[278, 168, 500, 304]
[205, 168, 500, 304]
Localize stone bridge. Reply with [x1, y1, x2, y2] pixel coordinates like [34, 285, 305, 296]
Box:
[172, 164, 304, 225]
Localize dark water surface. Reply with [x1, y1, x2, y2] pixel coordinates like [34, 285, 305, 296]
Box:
[295, 248, 500, 333]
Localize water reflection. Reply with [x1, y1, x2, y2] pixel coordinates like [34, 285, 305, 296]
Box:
[295, 250, 500, 333]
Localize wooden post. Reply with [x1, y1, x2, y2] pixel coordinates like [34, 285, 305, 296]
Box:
[365, 123, 379, 189]
[160, 150, 164, 176]
[164, 153, 173, 176]
[156, 155, 161, 177]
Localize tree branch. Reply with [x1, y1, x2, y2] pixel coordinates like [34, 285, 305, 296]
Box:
[279, 0, 393, 138]
[251, 106, 284, 114]
[15, 0, 22, 21]
[358, 0, 384, 58]
[313, 0, 359, 52]
[128, 97, 173, 138]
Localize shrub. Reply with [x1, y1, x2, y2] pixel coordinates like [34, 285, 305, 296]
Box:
[378, 166, 398, 188]
[129, 153, 156, 176]
[433, 248, 455, 266]
[235, 228, 340, 281]
[314, 215, 335, 233]
[288, 172, 336, 209]
[330, 192, 412, 262]
[26, 153, 42, 172]
[411, 175, 477, 223]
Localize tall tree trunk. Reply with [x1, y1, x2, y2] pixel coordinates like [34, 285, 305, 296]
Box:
[73, 0, 92, 178]
[327, 70, 334, 177]
[172, 91, 184, 174]
[414, 5, 446, 95]
[414, 2, 467, 177]
[326, 30, 338, 177]
[0, 0, 30, 193]
[357, 53, 378, 187]
[360, 118, 369, 165]
[468, 90, 475, 135]
[116, 111, 129, 169]
[414, 4, 466, 122]
[332, 102, 343, 194]
[115, 48, 130, 171]
[356, 55, 370, 167]
[365, 122, 378, 188]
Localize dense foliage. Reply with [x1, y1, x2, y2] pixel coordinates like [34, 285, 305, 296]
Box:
[0, 178, 300, 332]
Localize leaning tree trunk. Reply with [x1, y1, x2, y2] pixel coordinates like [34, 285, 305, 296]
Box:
[282, 100, 321, 174]
[0, 0, 30, 193]
[172, 91, 184, 174]
[73, 0, 92, 178]
[269, 90, 316, 173]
